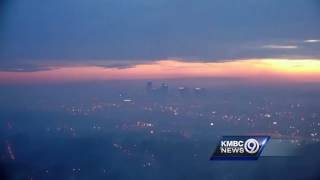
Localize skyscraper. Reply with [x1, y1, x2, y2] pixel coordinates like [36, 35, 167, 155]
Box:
[146, 81, 153, 93]
[160, 83, 169, 95]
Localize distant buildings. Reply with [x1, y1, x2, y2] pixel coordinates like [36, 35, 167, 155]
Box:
[146, 81, 153, 93]
[159, 83, 169, 95]
[178, 86, 189, 96]
[145, 82, 206, 97]
[194, 87, 206, 95]
[145, 81, 169, 96]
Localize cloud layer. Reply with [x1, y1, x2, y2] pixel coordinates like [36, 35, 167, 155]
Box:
[0, 0, 319, 70]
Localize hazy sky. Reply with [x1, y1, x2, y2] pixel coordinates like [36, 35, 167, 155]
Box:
[0, 0, 320, 71]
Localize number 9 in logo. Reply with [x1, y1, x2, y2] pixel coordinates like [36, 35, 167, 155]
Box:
[244, 138, 260, 154]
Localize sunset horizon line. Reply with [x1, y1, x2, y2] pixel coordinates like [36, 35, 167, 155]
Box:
[0, 58, 320, 84]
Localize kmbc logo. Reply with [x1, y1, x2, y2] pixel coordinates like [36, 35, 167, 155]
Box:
[210, 136, 270, 160]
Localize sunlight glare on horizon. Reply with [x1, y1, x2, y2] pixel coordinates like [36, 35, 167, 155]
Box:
[0, 59, 320, 83]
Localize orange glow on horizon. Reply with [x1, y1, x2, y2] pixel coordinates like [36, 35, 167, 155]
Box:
[0, 59, 320, 83]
